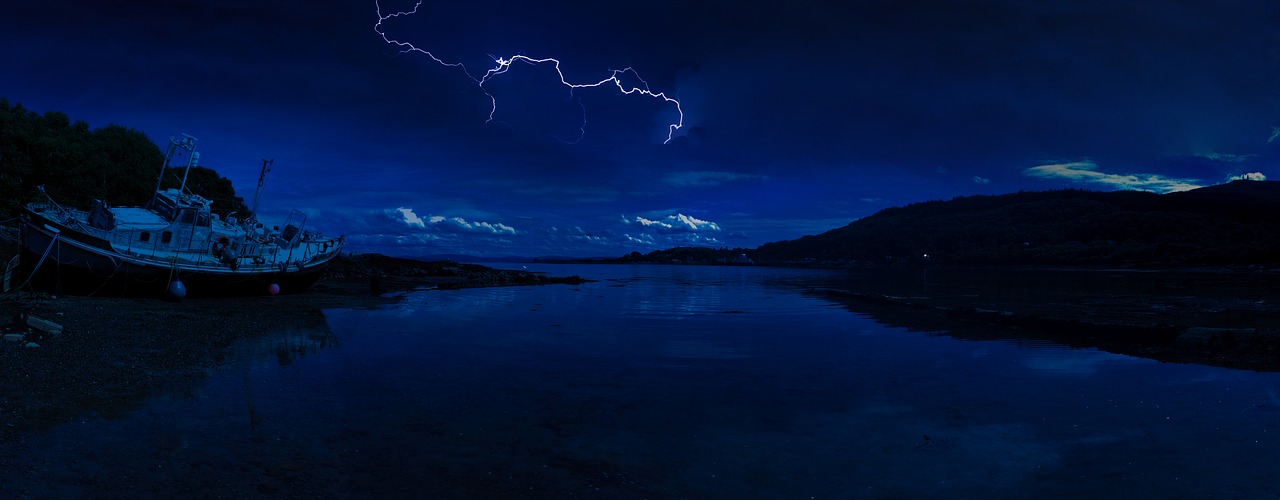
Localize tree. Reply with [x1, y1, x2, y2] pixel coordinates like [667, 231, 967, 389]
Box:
[159, 165, 249, 218]
[0, 99, 247, 220]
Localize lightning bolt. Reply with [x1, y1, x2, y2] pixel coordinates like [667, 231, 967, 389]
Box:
[374, 1, 684, 144]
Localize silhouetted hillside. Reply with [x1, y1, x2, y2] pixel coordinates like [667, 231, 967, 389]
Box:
[756, 181, 1280, 267]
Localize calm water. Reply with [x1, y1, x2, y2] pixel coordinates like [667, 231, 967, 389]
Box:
[3, 264, 1279, 498]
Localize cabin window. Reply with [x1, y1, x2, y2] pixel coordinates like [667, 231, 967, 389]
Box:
[179, 210, 196, 224]
[148, 196, 175, 220]
[161, 231, 172, 244]
[139, 232, 150, 242]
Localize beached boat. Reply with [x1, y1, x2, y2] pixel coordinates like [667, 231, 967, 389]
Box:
[18, 133, 343, 297]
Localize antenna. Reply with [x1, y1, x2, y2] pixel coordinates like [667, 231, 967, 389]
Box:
[251, 159, 273, 217]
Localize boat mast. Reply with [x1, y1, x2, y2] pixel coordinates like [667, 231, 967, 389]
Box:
[152, 134, 200, 195]
[250, 158, 272, 220]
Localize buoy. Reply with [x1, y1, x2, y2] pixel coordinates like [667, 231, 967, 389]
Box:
[268, 283, 280, 295]
[168, 279, 187, 299]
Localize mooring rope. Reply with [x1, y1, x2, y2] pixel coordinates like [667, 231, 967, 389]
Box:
[82, 256, 126, 298]
[0, 233, 59, 299]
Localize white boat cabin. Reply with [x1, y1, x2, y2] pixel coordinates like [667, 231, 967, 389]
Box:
[85, 187, 303, 268]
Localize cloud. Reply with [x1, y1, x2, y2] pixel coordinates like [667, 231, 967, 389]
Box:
[547, 226, 616, 246]
[613, 212, 728, 250]
[1023, 161, 1203, 193]
[440, 217, 517, 235]
[393, 207, 516, 234]
[1228, 172, 1267, 181]
[623, 231, 724, 248]
[972, 176, 990, 184]
[625, 233, 657, 246]
[625, 213, 722, 232]
[397, 207, 426, 228]
[663, 171, 765, 187]
[1198, 153, 1253, 163]
[1270, 127, 1280, 143]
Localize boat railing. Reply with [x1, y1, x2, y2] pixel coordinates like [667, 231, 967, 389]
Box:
[30, 202, 343, 272]
[28, 202, 90, 233]
[105, 225, 221, 268]
[107, 227, 343, 272]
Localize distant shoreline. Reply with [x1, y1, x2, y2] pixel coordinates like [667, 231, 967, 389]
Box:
[802, 265, 1280, 372]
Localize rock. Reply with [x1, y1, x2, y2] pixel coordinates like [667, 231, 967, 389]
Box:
[24, 342, 39, 348]
[3, 333, 24, 342]
[25, 314, 63, 336]
[1177, 327, 1252, 348]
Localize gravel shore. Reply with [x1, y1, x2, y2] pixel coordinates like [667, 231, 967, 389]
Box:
[0, 226, 592, 440]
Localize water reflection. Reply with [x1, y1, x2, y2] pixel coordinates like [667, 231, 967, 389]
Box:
[4, 264, 1280, 498]
[1019, 346, 1144, 376]
[0, 306, 336, 442]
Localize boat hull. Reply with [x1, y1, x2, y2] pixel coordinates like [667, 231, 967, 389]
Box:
[19, 213, 335, 298]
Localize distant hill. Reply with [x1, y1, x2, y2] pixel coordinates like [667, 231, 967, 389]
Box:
[754, 181, 1280, 267]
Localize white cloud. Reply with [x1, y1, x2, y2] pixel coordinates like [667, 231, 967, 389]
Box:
[1270, 126, 1280, 143]
[634, 216, 672, 229]
[613, 211, 730, 250]
[675, 214, 720, 231]
[397, 207, 426, 227]
[664, 171, 765, 187]
[441, 216, 516, 234]
[625, 213, 722, 232]
[972, 176, 990, 184]
[392, 207, 516, 235]
[1228, 172, 1267, 181]
[625, 233, 656, 246]
[1023, 161, 1203, 193]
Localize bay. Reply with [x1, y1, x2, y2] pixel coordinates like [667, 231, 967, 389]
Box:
[3, 264, 1278, 498]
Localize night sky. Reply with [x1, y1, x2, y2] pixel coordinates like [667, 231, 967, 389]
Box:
[3, 1, 1277, 257]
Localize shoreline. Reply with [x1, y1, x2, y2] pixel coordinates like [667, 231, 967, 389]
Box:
[0, 258, 591, 442]
[805, 266, 1280, 371]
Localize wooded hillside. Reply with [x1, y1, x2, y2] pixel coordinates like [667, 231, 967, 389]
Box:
[0, 99, 247, 220]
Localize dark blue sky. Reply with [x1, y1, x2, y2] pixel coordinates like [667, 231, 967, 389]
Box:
[3, 1, 1277, 257]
